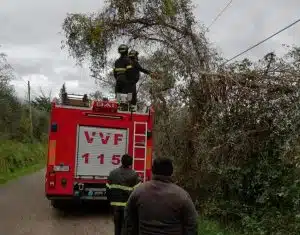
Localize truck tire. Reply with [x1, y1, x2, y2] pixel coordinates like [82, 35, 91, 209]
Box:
[51, 199, 65, 211]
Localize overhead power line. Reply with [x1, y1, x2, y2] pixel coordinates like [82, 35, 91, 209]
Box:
[224, 18, 300, 64]
[207, 0, 233, 30]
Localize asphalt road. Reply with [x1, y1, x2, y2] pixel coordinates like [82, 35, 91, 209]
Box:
[0, 170, 113, 235]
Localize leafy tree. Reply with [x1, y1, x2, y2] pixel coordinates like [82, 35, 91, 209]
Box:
[0, 52, 22, 140]
[59, 83, 67, 99]
[31, 89, 51, 112]
[0, 50, 49, 142]
[31, 107, 49, 141]
[61, 0, 212, 90]
[89, 90, 103, 100]
[0, 49, 14, 85]
[59, 83, 67, 104]
[16, 108, 31, 142]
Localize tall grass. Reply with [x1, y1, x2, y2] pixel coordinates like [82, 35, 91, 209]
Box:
[0, 140, 46, 183]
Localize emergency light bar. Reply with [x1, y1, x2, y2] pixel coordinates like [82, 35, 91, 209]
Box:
[92, 100, 118, 113]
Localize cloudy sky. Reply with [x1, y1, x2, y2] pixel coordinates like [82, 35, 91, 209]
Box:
[0, 0, 299, 100]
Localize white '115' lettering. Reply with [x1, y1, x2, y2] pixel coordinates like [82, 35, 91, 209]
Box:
[81, 153, 121, 165]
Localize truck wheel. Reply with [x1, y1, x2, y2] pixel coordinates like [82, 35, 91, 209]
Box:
[51, 199, 65, 211]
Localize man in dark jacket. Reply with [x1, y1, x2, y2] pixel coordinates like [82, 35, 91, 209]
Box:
[128, 50, 152, 110]
[106, 154, 141, 235]
[122, 157, 198, 235]
[114, 44, 133, 96]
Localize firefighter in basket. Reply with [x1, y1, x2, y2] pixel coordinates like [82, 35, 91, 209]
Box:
[106, 154, 140, 235]
[113, 45, 159, 111]
[113, 44, 133, 102]
[128, 50, 153, 111]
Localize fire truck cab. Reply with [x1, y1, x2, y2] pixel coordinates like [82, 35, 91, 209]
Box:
[45, 93, 154, 210]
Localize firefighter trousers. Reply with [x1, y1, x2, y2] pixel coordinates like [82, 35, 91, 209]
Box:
[131, 84, 137, 106]
[112, 206, 125, 235]
[115, 75, 135, 95]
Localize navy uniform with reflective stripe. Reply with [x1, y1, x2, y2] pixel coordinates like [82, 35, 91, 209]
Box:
[114, 56, 133, 94]
[106, 166, 140, 235]
[128, 58, 151, 105]
[106, 166, 140, 206]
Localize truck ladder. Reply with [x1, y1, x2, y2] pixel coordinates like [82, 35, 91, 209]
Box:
[132, 121, 148, 182]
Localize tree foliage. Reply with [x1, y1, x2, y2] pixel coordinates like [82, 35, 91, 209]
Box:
[89, 90, 103, 100]
[166, 49, 300, 234]
[31, 89, 51, 112]
[59, 83, 67, 99]
[62, 0, 213, 81]
[62, 1, 300, 234]
[0, 52, 49, 142]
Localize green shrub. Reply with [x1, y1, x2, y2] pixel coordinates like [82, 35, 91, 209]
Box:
[153, 50, 300, 234]
[0, 140, 46, 182]
[198, 218, 238, 235]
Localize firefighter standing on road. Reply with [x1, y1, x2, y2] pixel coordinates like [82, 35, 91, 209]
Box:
[106, 154, 140, 235]
[113, 44, 133, 96]
[128, 50, 152, 110]
[122, 157, 198, 235]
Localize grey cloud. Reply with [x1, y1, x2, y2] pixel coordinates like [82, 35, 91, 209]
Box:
[195, 0, 300, 61]
[1, 0, 103, 98]
[62, 69, 89, 81]
[1, 0, 300, 99]
[152, 0, 300, 63]
[9, 58, 54, 78]
[0, 0, 102, 46]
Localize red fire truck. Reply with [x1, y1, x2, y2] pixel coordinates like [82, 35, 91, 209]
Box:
[45, 94, 154, 209]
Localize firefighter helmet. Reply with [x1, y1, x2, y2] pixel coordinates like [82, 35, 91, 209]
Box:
[128, 50, 139, 58]
[118, 44, 129, 55]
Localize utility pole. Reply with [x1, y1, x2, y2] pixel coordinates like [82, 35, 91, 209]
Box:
[28, 81, 33, 140]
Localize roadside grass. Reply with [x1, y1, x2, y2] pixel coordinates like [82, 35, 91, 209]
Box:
[0, 140, 46, 184]
[198, 218, 239, 235]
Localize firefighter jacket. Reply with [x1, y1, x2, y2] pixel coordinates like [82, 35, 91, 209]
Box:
[106, 166, 141, 207]
[122, 174, 198, 235]
[113, 56, 133, 81]
[129, 59, 151, 84]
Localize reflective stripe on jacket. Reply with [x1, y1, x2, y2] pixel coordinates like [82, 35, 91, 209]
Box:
[113, 56, 133, 81]
[106, 167, 140, 207]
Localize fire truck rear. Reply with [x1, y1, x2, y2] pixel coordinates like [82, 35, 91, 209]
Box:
[45, 94, 154, 209]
